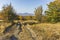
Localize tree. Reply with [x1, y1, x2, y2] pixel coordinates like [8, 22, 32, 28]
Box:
[45, 0, 60, 23]
[34, 6, 43, 22]
[2, 4, 19, 22]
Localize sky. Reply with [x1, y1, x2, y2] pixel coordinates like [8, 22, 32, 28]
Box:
[0, 0, 54, 14]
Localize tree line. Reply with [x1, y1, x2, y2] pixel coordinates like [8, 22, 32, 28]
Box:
[35, 0, 60, 23]
[0, 0, 60, 23]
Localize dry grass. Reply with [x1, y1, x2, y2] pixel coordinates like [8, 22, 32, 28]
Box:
[29, 23, 60, 40]
[0, 23, 60, 40]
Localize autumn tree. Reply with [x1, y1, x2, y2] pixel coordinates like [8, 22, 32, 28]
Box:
[2, 4, 19, 22]
[34, 6, 43, 22]
[45, 0, 60, 23]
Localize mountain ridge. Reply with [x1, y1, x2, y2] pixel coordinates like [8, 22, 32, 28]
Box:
[17, 13, 35, 16]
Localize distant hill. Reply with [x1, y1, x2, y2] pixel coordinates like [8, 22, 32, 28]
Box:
[17, 13, 35, 16]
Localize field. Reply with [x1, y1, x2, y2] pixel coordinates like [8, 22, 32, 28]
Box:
[29, 23, 60, 40]
[0, 22, 60, 40]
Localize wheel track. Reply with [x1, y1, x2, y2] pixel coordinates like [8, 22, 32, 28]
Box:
[24, 25, 37, 40]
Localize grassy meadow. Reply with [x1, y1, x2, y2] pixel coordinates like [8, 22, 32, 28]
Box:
[0, 21, 60, 40]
